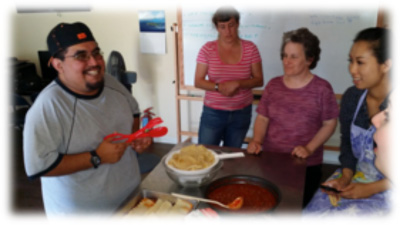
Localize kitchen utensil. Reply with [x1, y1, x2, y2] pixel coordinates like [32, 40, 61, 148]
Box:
[171, 193, 243, 210]
[104, 117, 168, 143]
[217, 152, 245, 159]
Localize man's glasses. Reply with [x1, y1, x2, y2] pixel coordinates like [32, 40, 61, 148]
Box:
[65, 49, 104, 62]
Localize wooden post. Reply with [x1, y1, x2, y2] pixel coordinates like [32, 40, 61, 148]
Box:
[173, 22, 182, 143]
[377, 8, 389, 28]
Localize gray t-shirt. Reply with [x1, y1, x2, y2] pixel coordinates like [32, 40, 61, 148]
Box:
[23, 74, 141, 216]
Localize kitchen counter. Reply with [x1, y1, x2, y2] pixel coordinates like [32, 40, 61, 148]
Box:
[121, 141, 307, 214]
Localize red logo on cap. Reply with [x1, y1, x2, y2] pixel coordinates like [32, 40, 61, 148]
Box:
[77, 32, 87, 40]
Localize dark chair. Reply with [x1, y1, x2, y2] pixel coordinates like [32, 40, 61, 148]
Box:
[12, 94, 31, 130]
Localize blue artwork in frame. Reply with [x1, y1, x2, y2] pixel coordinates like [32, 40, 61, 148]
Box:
[139, 10, 165, 33]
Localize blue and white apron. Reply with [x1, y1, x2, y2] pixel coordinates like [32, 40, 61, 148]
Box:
[304, 90, 390, 215]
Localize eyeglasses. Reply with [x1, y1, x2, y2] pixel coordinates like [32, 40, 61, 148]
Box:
[65, 49, 104, 62]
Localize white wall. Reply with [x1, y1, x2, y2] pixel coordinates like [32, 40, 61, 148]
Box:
[10, 3, 341, 164]
[11, 5, 180, 144]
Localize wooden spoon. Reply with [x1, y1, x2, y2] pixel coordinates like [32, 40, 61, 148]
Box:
[172, 192, 243, 210]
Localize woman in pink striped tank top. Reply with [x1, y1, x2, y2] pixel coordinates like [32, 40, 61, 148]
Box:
[194, 6, 264, 148]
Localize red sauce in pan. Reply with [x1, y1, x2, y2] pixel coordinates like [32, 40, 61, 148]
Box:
[207, 183, 277, 212]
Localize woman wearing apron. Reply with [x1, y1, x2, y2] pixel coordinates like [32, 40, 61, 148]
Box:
[304, 27, 392, 215]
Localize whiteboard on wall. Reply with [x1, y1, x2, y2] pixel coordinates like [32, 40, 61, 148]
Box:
[180, 6, 378, 94]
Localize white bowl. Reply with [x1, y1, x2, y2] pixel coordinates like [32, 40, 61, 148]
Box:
[163, 148, 222, 187]
[165, 149, 219, 175]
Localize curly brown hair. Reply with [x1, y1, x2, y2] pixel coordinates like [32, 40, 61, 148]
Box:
[280, 27, 321, 69]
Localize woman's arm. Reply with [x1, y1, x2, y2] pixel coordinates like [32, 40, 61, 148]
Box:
[229, 61, 264, 89]
[240, 61, 264, 88]
[194, 63, 214, 91]
[247, 114, 269, 154]
[195, 61, 264, 96]
[291, 118, 337, 158]
[339, 88, 361, 172]
[340, 178, 391, 199]
[322, 167, 354, 190]
[218, 62, 264, 96]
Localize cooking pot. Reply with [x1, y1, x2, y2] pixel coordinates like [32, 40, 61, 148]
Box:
[204, 175, 281, 213]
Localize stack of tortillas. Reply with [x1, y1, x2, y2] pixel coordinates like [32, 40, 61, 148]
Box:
[127, 198, 193, 216]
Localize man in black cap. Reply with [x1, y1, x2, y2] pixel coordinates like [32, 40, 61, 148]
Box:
[23, 22, 151, 216]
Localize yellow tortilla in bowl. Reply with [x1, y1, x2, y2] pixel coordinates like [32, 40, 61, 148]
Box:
[164, 145, 222, 187]
[166, 144, 218, 174]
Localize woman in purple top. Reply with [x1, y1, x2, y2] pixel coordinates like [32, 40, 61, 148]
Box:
[247, 28, 339, 207]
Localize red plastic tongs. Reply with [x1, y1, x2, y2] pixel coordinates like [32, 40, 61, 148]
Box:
[103, 117, 168, 143]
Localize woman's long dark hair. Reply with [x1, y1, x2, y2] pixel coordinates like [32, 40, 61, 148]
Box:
[354, 27, 390, 64]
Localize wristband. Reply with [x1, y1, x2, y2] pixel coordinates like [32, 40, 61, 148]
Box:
[215, 83, 219, 91]
[90, 150, 101, 169]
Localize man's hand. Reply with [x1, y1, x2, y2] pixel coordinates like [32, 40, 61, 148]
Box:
[131, 137, 152, 154]
[97, 136, 129, 164]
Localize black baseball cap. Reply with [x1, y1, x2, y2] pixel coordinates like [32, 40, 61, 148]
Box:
[47, 22, 96, 57]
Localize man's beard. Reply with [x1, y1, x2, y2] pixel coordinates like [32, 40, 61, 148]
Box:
[86, 79, 104, 91]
